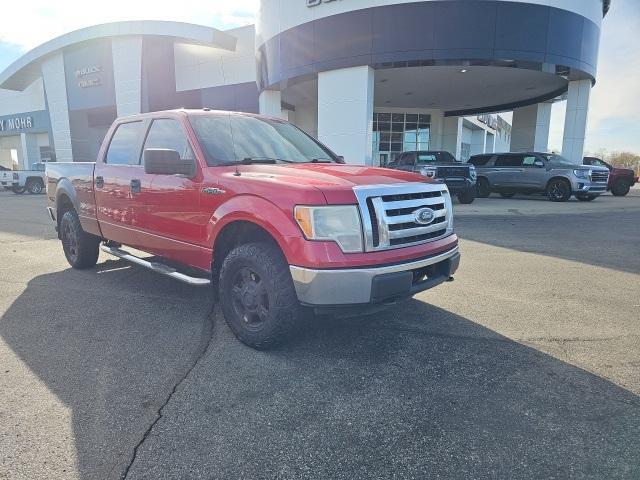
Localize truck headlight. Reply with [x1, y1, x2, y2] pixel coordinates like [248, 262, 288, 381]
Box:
[574, 169, 590, 179]
[419, 167, 437, 178]
[294, 205, 363, 253]
[469, 165, 477, 181]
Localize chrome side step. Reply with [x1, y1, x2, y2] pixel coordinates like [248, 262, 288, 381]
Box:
[100, 245, 211, 287]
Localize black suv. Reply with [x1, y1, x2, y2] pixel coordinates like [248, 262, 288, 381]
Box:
[388, 151, 477, 204]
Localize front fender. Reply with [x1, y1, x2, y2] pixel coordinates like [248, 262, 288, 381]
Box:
[206, 195, 304, 264]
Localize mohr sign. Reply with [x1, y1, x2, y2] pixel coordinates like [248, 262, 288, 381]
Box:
[0, 116, 33, 132]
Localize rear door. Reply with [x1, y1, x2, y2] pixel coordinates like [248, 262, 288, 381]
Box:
[94, 120, 146, 244]
[493, 154, 524, 187]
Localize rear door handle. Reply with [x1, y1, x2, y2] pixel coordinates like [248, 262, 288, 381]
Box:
[130, 179, 141, 194]
[95, 176, 104, 188]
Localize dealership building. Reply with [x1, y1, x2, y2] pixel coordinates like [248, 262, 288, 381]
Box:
[0, 0, 610, 169]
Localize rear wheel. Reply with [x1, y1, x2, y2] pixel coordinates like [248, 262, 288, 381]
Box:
[546, 179, 572, 202]
[60, 210, 100, 269]
[576, 194, 597, 202]
[26, 178, 44, 194]
[611, 178, 631, 197]
[500, 192, 516, 199]
[11, 186, 25, 194]
[476, 178, 491, 198]
[457, 188, 476, 204]
[219, 242, 303, 349]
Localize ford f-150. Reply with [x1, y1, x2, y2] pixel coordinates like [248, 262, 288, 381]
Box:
[46, 110, 460, 349]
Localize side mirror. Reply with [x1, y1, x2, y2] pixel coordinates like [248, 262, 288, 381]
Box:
[144, 149, 195, 176]
[336, 155, 345, 164]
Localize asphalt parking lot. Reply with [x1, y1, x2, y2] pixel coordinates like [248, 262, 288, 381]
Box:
[0, 189, 639, 479]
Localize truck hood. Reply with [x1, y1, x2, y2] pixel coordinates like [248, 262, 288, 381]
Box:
[214, 163, 432, 204]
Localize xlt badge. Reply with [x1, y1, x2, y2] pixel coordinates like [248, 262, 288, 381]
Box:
[202, 187, 226, 195]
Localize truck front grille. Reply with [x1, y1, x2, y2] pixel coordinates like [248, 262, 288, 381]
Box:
[354, 183, 452, 252]
[437, 166, 469, 178]
[591, 170, 609, 183]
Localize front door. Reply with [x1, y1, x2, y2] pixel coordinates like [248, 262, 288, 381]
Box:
[134, 117, 211, 270]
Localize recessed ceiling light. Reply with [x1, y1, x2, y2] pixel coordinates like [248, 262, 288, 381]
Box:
[525, 86, 536, 91]
[379, 79, 388, 83]
[460, 69, 468, 73]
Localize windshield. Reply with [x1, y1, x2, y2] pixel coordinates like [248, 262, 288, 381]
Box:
[189, 114, 337, 166]
[539, 153, 581, 167]
[416, 151, 455, 164]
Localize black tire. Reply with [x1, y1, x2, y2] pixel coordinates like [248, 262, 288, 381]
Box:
[476, 178, 491, 198]
[59, 210, 100, 269]
[500, 192, 516, 199]
[219, 242, 303, 349]
[611, 179, 631, 197]
[26, 178, 44, 194]
[457, 188, 476, 204]
[546, 178, 572, 202]
[576, 194, 597, 202]
[12, 186, 25, 194]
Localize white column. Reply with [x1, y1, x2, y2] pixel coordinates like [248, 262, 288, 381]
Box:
[19, 133, 40, 169]
[486, 132, 496, 153]
[259, 90, 287, 119]
[510, 103, 552, 152]
[318, 66, 374, 165]
[112, 36, 143, 117]
[562, 79, 591, 163]
[441, 117, 463, 159]
[470, 129, 487, 156]
[41, 52, 73, 162]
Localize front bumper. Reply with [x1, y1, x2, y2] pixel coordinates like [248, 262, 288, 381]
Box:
[573, 180, 608, 195]
[290, 246, 460, 307]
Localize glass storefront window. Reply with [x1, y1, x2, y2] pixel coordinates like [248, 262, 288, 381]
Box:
[373, 112, 431, 166]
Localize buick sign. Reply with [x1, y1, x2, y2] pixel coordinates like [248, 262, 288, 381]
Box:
[413, 207, 436, 225]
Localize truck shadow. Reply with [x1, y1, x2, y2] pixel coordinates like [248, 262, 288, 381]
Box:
[2, 264, 639, 478]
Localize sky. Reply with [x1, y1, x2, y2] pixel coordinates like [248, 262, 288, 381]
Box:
[0, 0, 638, 154]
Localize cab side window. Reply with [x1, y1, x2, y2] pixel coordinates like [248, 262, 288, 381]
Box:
[142, 119, 194, 163]
[399, 153, 415, 166]
[494, 155, 522, 167]
[106, 121, 143, 165]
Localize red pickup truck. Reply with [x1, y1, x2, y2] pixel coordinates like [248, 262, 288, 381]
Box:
[46, 110, 460, 348]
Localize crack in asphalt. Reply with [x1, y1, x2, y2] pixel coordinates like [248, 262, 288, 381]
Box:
[120, 301, 217, 480]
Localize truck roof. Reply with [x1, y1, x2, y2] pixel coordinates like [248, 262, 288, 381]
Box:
[116, 108, 280, 123]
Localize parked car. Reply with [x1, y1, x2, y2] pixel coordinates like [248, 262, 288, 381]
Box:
[46, 110, 461, 349]
[1, 162, 47, 194]
[469, 152, 610, 202]
[387, 151, 477, 204]
[583, 156, 638, 196]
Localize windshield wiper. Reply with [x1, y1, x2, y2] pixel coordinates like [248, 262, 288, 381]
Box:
[310, 158, 334, 163]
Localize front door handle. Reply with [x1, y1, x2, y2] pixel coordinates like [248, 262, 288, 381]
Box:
[95, 176, 104, 188]
[130, 179, 141, 194]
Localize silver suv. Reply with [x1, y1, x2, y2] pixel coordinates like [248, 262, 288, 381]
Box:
[469, 152, 610, 202]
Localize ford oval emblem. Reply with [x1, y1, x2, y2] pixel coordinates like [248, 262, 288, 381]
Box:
[414, 207, 436, 225]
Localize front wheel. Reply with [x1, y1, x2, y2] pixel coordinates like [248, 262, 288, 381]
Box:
[546, 179, 572, 202]
[219, 242, 303, 349]
[476, 178, 491, 198]
[12, 186, 25, 194]
[611, 179, 631, 197]
[576, 194, 598, 202]
[457, 188, 476, 204]
[60, 210, 100, 269]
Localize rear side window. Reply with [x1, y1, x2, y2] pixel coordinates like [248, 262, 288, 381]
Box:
[142, 119, 194, 162]
[106, 122, 143, 165]
[494, 155, 523, 167]
[469, 155, 491, 166]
